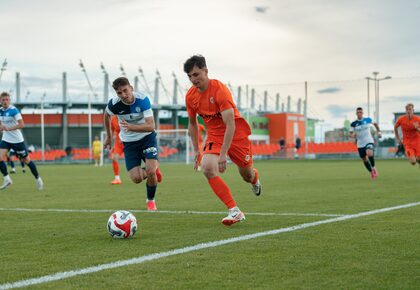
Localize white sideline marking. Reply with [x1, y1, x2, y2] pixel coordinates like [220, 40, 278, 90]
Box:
[0, 201, 418, 290]
[0, 208, 344, 217]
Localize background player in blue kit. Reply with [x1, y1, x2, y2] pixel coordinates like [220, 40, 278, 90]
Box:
[0, 92, 43, 190]
[349, 107, 382, 180]
[103, 77, 160, 211]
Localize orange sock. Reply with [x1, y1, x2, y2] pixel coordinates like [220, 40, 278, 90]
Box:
[208, 176, 236, 209]
[156, 167, 163, 183]
[252, 168, 259, 185]
[112, 160, 119, 176]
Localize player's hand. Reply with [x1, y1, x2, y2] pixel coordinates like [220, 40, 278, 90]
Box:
[194, 151, 201, 171]
[103, 136, 111, 150]
[413, 122, 419, 129]
[120, 119, 132, 132]
[377, 131, 382, 139]
[397, 139, 402, 145]
[218, 154, 227, 173]
[0, 125, 7, 131]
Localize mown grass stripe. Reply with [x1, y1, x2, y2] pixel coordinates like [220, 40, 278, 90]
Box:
[0, 201, 418, 290]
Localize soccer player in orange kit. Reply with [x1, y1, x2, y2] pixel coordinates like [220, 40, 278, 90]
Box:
[394, 103, 420, 167]
[109, 115, 124, 184]
[184, 55, 262, 226]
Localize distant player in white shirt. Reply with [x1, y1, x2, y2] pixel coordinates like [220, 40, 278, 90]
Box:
[0, 92, 43, 190]
[349, 107, 381, 180]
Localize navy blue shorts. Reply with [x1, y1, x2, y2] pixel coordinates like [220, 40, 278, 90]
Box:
[358, 143, 374, 158]
[0, 141, 29, 158]
[123, 132, 158, 171]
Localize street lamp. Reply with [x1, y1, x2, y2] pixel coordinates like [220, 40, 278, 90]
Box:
[365, 72, 391, 124]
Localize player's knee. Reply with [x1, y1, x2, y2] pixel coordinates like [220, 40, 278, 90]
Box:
[131, 175, 143, 184]
[410, 160, 417, 165]
[202, 167, 216, 179]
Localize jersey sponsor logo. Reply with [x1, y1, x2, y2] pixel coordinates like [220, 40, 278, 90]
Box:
[199, 112, 222, 121]
[143, 146, 158, 155]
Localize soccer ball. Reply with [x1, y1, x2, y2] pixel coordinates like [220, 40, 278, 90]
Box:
[107, 210, 137, 239]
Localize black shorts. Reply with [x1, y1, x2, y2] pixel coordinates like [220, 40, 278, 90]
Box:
[358, 143, 374, 158]
[123, 132, 158, 171]
[0, 141, 29, 158]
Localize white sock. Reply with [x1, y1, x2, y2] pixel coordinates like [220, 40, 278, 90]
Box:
[115, 175, 120, 180]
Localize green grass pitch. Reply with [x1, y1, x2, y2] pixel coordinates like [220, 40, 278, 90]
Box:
[0, 159, 419, 289]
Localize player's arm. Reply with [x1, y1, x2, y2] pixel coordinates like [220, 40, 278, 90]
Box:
[120, 116, 155, 132]
[188, 116, 200, 153]
[188, 116, 201, 170]
[373, 122, 382, 138]
[3, 119, 24, 131]
[413, 118, 420, 132]
[103, 111, 112, 149]
[394, 121, 402, 145]
[219, 108, 236, 173]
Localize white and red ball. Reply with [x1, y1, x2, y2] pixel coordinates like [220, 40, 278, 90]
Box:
[107, 210, 137, 239]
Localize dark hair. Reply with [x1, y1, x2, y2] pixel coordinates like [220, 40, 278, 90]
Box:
[0, 91, 10, 98]
[356, 107, 363, 111]
[183, 55, 207, 73]
[112, 77, 131, 90]
[405, 103, 414, 110]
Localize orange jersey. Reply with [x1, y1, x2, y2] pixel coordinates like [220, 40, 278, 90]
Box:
[111, 116, 121, 143]
[395, 115, 420, 145]
[186, 79, 251, 141]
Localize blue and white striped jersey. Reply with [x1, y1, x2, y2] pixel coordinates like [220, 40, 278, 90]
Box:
[0, 105, 24, 143]
[105, 92, 154, 142]
[350, 117, 375, 148]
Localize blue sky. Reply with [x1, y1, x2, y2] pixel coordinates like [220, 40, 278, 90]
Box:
[1, 0, 420, 127]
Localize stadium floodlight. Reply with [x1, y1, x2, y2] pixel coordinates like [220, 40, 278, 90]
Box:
[138, 66, 153, 96]
[156, 69, 170, 102]
[79, 59, 95, 161]
[365, 72, 391, 128]
[0, 58, 7, 83]
[100, 62, 114, 93]
[79, 59, 98, 99]
[120, 64, 127, 77]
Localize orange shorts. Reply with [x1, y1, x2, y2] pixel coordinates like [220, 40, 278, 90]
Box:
[404, 143, 420, 158]
[111, 140, 124, 157]
[203, 137, 253, 168]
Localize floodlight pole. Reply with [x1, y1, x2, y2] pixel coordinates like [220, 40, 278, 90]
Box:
[41, 93, 46, 162]
[79, 60, 95, 161]
[304, 81, 308, 158]
[0, 58, 7, 83]
[138, 67, 153, 96]
[365, 77, 370, 117]
[366, 72, 391, 125]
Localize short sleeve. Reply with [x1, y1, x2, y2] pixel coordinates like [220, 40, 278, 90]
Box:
[106, 99, 115, 115]
[395, 117, 401, 127]
[215, 84, 235, 112]
[185, 93, 197, 119]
